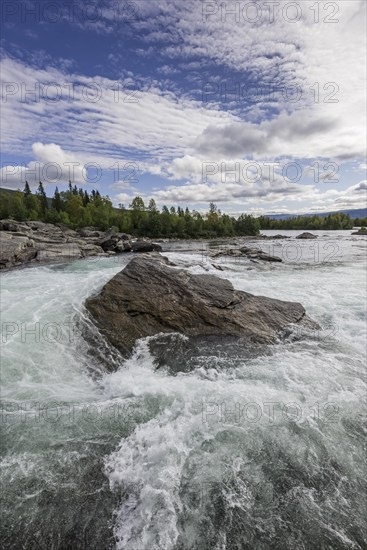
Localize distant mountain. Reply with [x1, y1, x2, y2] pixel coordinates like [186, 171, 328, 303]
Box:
[266, 208, 367, 220]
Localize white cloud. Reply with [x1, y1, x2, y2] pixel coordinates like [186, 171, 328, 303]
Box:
[1, 142, 87, 189]
[0, 56, 235, 161]
[1, 0, 366, 213]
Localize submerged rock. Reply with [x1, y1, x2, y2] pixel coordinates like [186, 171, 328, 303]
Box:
[239, 246, 282, 262]
[211, 245, 282, 262]
[85, 254, 318, 357]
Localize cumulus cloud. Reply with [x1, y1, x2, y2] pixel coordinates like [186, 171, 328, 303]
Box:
[1, 142, 87, 189]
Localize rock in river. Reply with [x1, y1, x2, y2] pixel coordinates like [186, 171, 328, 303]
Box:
[296, 232, 318, 239]
[211, 245, 282, 262]
[85, 254, 318, 357]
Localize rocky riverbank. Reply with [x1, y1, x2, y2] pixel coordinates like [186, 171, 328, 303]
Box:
[0, 220, 161, 270]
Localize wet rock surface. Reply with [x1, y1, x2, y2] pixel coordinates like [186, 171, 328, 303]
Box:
[85, 254, 319, 357]
[211, 245, 282, 262]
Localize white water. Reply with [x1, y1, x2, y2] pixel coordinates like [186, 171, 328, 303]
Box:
[1, 232, 366, 549]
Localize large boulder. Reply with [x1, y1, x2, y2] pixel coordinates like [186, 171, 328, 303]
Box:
[351, 228, 367, 235]
[85, 255, 318, 357]
[296, 232, 317, 239]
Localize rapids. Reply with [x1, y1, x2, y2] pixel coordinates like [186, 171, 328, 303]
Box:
[1, 231, 366, 549]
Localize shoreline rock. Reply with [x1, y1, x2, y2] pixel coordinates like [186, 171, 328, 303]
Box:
[0, 219, 162, 270]
[85, 254, 319, 358]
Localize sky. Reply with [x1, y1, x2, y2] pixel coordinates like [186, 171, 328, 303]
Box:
[0, 0, 366, 215]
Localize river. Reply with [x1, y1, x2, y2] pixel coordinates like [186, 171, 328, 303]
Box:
[1, 230, 366, 549]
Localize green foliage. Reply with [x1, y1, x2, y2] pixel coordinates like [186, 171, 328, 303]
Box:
[354, 217, 367, 227]
[2, 187, 359, 238]
[10, 191, 27, 221]
[235, 214, 260, 236]
[258, 212, 355, 231]
[130, 196, 145, 211]
[52, 187, 62, 212]
[148, 198, 157, 212]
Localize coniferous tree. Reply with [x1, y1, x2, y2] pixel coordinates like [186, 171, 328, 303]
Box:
[52, 186, 62, 212]
[23, 181, 31, 196]
[36, 181, 48, 214]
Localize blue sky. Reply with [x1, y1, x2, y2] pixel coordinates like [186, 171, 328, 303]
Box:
[1, 0, 366, 215]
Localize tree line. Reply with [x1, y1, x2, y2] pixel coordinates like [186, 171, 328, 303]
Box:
[0, 183, 260, 237]
[0, 183, 364, 237]
[258, 212, 366, 230]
